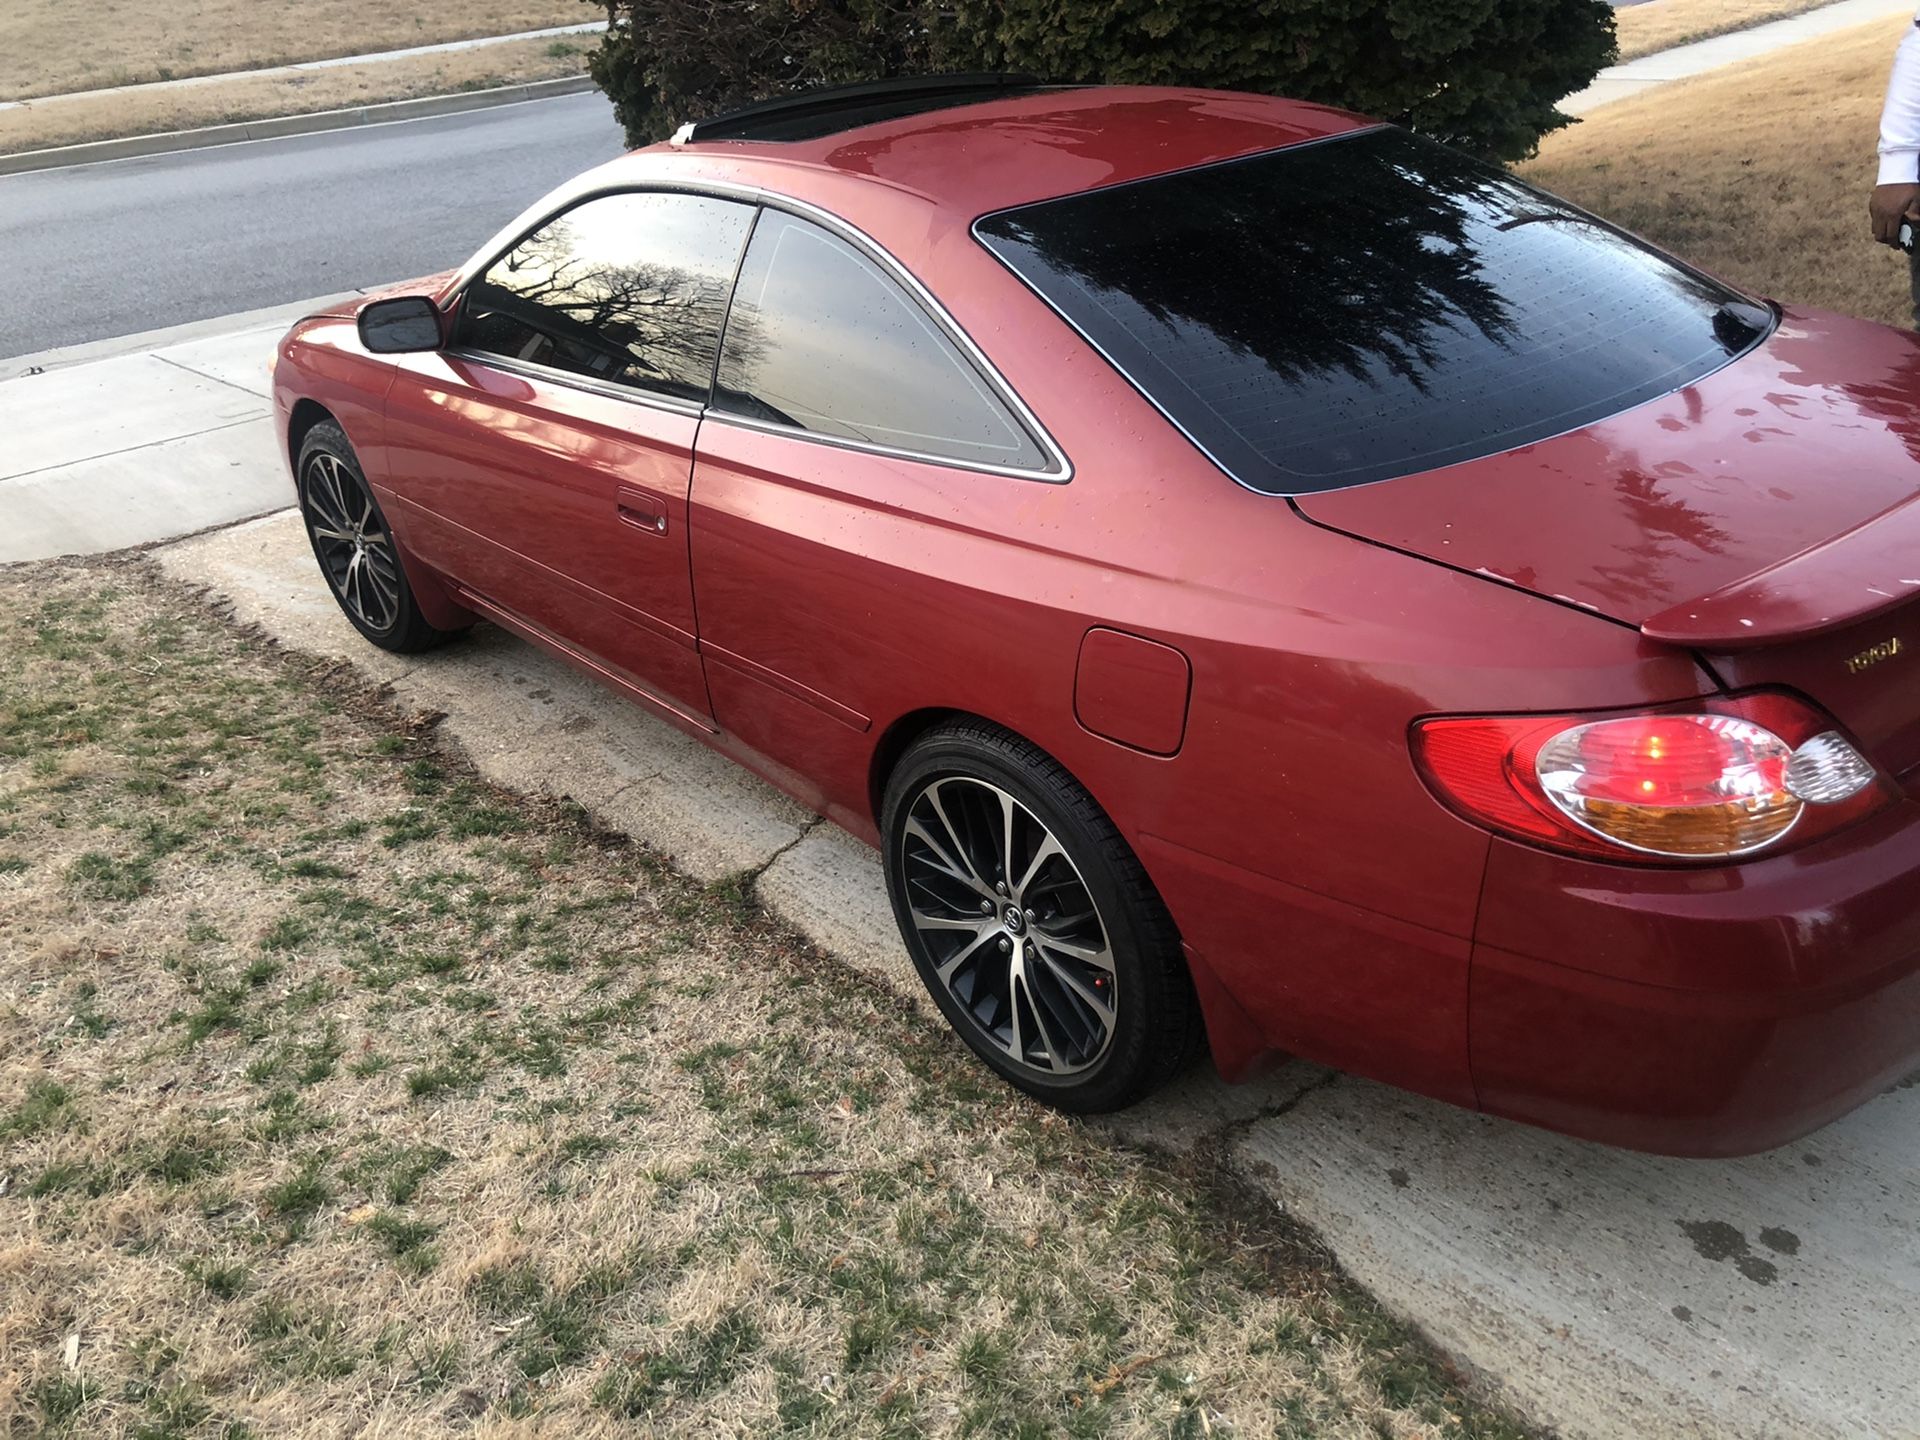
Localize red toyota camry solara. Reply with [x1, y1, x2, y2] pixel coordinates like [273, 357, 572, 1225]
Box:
[272, 76, 1920, 1156]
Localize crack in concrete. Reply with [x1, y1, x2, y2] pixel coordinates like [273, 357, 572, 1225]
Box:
[1211, 1068, 1343, 1156]
[742, 814, 826, 889]
[152, 352, 272, 400]
[597, 773, 663, 808]
[1, 414, 259, 484]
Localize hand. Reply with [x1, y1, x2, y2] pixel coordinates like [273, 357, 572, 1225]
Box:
[1870, 182, 1920, 247]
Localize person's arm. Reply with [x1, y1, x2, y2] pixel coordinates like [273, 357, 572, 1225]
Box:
[1871, 16, 1920, 246]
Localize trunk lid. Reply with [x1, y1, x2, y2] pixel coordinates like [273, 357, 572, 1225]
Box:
[1296, 306, 1920, 774]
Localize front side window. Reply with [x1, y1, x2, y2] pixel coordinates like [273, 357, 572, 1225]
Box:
[713, 210, 1050, 471]
[458, 191, 754, 403]
[975, 128, 1774, 494]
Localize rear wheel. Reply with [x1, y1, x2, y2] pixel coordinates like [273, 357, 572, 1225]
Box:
[297, 420, 463, 654]
[881, 720, 1201, 1113]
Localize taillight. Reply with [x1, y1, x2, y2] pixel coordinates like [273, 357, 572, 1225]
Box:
[1411, 692, 1895, 862]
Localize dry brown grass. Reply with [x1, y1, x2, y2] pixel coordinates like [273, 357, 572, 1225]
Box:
[0, 0, 589, 102]
[1612, 0, 1835, 61]
[1524, 12, 1913, 328]
[0, 36, 591, 156]
[0, 563, 1533, 1439]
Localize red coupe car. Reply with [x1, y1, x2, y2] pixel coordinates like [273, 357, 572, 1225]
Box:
[273, 76, 1920, 1156]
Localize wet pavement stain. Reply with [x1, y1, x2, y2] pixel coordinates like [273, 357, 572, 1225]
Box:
[1678, 1220, 1780, 1286]
[1672, 1304, 1693, 1323]
[1758, 1226, 1800, 1257]
[1387, 1167, 1410, 1189]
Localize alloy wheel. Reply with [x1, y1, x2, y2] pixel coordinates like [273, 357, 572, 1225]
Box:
[303, 451, 402, 634]
[899, 776, 1117, 1075]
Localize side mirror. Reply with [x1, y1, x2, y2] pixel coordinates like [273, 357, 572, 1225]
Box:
[358, 295, 443, 354]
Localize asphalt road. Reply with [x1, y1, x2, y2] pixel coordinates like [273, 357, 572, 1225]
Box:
[0, 92, 628, 359]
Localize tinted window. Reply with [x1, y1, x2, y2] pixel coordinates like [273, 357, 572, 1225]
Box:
[459, 191, 754, 402]
[714, 210, 1049, 471]
[975, 128, 1773, 494]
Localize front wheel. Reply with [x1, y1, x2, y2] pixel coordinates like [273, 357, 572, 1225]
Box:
[296, 419, 464, 654]
[881, 721, 1202, 1113]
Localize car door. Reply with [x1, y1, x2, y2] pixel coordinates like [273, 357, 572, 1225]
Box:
[382, 189, 755, 727]
[688, 206, 1067, 823]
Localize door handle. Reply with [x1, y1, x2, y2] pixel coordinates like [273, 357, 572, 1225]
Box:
[616, 484, 669, 535]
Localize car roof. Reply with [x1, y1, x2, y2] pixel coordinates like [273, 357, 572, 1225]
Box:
[606, 84, 1373, 221]
[445, 84, 1375, 309]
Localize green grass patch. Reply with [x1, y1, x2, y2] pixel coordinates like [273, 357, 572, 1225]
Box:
[4, 1078, 76, 1138]
[263, 1157, 331, 1225]
[67, 848, 153, 900]
[595, 1308, 761, 1417]
[184, 1258, 251, 1300]
[142, 1134, 227, 1186]
[364, 1211, 440, 1274]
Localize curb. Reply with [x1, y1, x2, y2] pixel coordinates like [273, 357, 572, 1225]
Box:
[0, 75, 599, 177]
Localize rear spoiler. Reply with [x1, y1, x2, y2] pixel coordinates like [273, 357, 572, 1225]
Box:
[1641, 493, 1920, 649]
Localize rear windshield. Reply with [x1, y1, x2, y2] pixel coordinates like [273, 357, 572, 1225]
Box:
[974, 128, 1773, 494]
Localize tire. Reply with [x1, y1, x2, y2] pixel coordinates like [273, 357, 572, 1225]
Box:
[881, 719, 1202, 1113]
[296, 420, 464, 654]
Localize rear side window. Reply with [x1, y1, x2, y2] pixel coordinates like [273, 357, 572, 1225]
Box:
[975, 128, 1774, 494]
[458, 190, 754, 403]
[713, 210, 1050, 471]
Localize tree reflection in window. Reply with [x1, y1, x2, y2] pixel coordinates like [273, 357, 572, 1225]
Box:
[712, 211, 1050, 471]
[459, 192, 755, 403]
[978, 129, 1771, 493]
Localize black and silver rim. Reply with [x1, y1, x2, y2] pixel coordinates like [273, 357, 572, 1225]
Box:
[899, 776, 1117, 1076]
[303, 451, 401, 633]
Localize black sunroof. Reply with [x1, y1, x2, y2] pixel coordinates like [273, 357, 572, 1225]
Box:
[682, 74, 1050, 144]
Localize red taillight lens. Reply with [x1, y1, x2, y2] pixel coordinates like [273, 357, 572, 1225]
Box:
[1412, 693, 1894, 862]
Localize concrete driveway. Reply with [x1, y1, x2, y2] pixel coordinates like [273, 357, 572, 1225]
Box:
[144, 510, 1920, 1440]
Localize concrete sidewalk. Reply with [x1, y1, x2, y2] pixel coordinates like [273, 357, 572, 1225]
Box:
[0, 297, 359, 561]
[1565, 0, 1916, 114]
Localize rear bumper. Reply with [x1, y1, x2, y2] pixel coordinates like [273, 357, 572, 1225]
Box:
[1469, 790, 1920, 1156]
[1166, 785, 1920, 1156]
[1471, 938, 1920, 1157]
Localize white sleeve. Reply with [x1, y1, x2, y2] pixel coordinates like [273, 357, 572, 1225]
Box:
[1879, 16, 1920, 184]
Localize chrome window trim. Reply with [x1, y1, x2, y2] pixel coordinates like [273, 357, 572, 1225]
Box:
[444, 177, 1072, 483]
[439, 345, 706, 419]
[701, 408, 1058, 482]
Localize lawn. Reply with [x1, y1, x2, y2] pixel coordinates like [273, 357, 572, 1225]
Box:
[0, 562, 1531, 1438]
[0, 0, 589, 101]
[1525, 13, 1913, 329]
[0, 36, 593, 156]
[1612, 0, 1836, 62]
